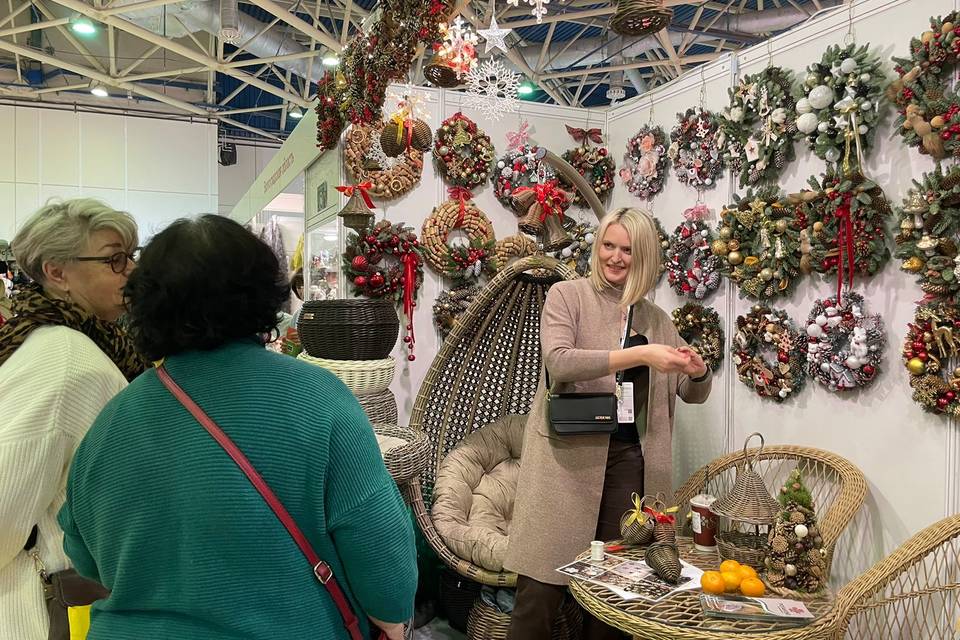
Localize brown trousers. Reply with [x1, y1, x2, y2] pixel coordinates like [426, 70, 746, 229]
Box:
[507, 440, 643, 640]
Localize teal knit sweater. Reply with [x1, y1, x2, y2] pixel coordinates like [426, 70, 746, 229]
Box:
[58, 340, 417, 639]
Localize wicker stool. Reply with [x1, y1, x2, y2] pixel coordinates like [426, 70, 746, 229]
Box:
[610, 0, 672, 37]
[296, 353, 394, 394]
[466, 596, 582, 640]
[356, 389, 398, 424]
[372, 424, 430, 486]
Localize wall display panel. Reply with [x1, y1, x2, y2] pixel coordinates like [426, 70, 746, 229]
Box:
[14, 183, 39, 228]
[39, 185, 81, 207]
[40, 110, 79, 187]
[0, 106, 15, 183]
[126, 119, 213, 195]
[80, 113, 126, 190]
[0, 183, 14, 242]
[14, 108, 39, 184]
[126, 191, 214, 240]
[79, 188, 127, 214]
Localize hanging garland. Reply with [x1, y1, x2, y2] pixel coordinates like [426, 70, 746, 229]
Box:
[433, 283, 479, 338]
[491, 144, 555, 209]
[715, 188, 803, 301]
[721, 66, 798, 187]
[433, 112, 495, 190]
[889, 11, 960, 160]
[671, 303, 724, 373]
[668, 108, 724, 190]
[558, 125, 616, 206]
[421, 193, 497, 280]
[344, 122, 423, 199]
[315, 0, 452, 150]
[620, 125, 668, 199]
[733, 304, 806, 402]
[342, 219, 424, 360]
[804, 292, 885, 393]
[903, 301, 960, 416]
[894, 165, 960, 302]
[795, 43, 885, 164]
[665, 204, 722, 300]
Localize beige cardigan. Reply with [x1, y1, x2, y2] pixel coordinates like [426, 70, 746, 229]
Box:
[504, 278, 712, 585]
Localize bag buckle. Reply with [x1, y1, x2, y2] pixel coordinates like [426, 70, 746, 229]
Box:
[313, 560, 332, 584]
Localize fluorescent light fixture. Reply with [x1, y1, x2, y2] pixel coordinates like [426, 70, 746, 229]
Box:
[322, 55, 340, 67]
[70, 15, 97, 36]
[518, 82, 535, 96]
[288, 106, 304, 119]
[90, 83, 109, 98]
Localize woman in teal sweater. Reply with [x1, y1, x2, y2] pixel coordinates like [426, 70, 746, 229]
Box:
[58, 215, 416, 640]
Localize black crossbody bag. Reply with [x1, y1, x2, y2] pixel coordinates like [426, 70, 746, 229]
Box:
[546, 304, 633, 435]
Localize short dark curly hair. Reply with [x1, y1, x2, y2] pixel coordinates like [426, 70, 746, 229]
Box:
[124, 214, 289, 361]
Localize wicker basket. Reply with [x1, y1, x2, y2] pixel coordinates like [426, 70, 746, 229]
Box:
[465, 595, 583, 640]
[610, 0, 672, 37]
[424, 53, 461, 88]
[356, 389, 398, 424]
[297, 298, 399, 360]
[717, 529, 769, 567]
[441, 570, 482, 633]
[619, 492, 656, 545]
[296, 353, 394, 394]
[645, 542, 681, 584]
[372, 424, 430, 485]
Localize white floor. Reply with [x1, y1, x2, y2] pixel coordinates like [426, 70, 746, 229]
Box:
[413, 618, 467, 639]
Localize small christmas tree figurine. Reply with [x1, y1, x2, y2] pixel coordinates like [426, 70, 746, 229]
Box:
[763, 468, 828, 595]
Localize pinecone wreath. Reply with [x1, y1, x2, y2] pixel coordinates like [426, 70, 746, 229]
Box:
[763, 468, 828, 597]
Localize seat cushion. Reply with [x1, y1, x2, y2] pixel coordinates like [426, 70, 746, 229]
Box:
[431, 415, 526, 572]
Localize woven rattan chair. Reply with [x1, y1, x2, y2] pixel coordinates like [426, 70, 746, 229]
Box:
[831, 513, 960, 639]
[674, 445, 868, 573]
[402, 255, 578, 587]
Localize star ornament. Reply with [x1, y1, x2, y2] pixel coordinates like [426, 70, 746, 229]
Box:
[478, 13, 511, 54]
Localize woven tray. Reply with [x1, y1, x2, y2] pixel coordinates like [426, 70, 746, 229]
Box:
[373, 424, 430, 485]
[356, 389, 398, 424]
[297, 353, 394, 394]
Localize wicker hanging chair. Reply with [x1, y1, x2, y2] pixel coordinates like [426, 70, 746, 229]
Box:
[610, 0, 672, 38]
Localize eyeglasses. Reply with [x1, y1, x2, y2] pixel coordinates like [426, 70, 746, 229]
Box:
[75, 248, 141, 274]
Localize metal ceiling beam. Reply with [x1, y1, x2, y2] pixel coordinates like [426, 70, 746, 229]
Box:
[117, 44, 160, 77]
[219, 104, 283, 115]
[656, 28, 683, 76]
[33, 0, 108, 73]
[539, 52, 719, 80]
[0, 17, 69, 38]
[101, 0, 188, 16]
[246, 0, 341, 52]
[0, 1, 31, 30]
[45, 0, 312, 108]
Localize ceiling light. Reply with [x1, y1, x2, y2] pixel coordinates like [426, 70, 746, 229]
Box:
[69, 15, 97, 36]
[90, 83, 109, 98]
[518, 82, 535, 96]
[606, 86, 626, 102]
[288, 106, 304, 119]
[322, 55, 340, 67]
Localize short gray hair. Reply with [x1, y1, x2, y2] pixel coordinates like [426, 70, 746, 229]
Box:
[12, 198, 138, 283]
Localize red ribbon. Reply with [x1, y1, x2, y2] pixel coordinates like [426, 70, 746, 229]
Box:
[643, 507, 676, 525]
[335, 182, 375, 209]
[834, 198, 856, 303]
[401, 252, 418, 355]
[513, 180, 568, 221]
[565, 124, 603, 145]
[447, 186, 473, 219]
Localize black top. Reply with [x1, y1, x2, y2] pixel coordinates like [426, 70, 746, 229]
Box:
[612, 333, 649, 444]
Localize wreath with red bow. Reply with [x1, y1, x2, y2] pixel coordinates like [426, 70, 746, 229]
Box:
[558, 125, 616, 207]
[343, 219, 424, 360]
[421, 189, 497, 281]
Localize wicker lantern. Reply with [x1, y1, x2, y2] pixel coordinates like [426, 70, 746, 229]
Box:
[424, 53, 461, 88]
[610, 0, 672, 38]
[710, 432, 781, 567]
[337, 185, 375, 232]
[381, 118, 433, 157]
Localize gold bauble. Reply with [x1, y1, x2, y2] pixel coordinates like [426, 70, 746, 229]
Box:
[943, 22, 954, 34]
[922, 30, 936, 44]
[907, 358, 927, 375]
[923, 331, 934, 342]
[775, 219, 788, 234]
[900, 219, 914, 232]
[813, 221, 824, 233]
[760, 267, 774, 281]
[766, 323, 776, 333]
[719, 227, 733, 240]
[661, 240, 669, 249]
[902, 256, 925, 273]
[728, 251, 743, 266]
[953, 367, 960, 378]
[711, 239, 730, 256]
[932, 115, 947, 129]
[728, 239, 741, 252]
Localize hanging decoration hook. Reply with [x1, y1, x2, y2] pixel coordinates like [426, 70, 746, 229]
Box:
[844, 0, 856, 46]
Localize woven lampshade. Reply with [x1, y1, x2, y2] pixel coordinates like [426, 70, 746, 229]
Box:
[424, 54, 461, 88]
[610, 0, 672, 38]
[338, 190, 374, 232]
[710, 432, 781, 525]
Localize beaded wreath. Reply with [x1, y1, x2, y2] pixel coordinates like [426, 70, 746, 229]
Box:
[804, 291, 885, 393]
[732, 304, 806, 402]
[672, 302, 724, 372]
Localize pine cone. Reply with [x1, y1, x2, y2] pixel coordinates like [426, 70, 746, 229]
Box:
[766, 570, 785, 585]
[771, 535, 789, 553]
[749, 168, 761, 184]
[790, 511, 807, 524]
[775, 150, 786, 169]
[769, 558, 785, 572]
[809, 564, 824, 579]
[808, 548, 824, 564]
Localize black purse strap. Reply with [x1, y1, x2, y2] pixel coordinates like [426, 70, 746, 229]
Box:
[24, 525, 38, 551]
[546, 304, 634, 392]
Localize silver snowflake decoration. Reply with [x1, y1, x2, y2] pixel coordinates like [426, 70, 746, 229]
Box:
[464, 59, 520, 121]
[366, 135, 398, 170]
[506, 0, 550, 23]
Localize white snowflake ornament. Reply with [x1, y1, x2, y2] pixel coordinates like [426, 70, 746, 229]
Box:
[464, 58, 521, 121]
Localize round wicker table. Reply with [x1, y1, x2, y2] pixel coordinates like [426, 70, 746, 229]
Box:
[568, 537, 838, 640]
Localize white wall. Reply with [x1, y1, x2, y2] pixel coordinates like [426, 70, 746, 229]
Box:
[0, 105, 218, 243]
[219, 143, 303, 217]
[607, 0, 957, 585]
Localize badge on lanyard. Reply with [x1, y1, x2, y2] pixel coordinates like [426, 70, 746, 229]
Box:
[617, 381, 635, 423]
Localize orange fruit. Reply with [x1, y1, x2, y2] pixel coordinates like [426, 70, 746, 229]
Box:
[738, 565, 758, 581]
[719, 559, 741, 574]
[740, 576, 766, 597]
[721, 570, 742, 592]
[700, 571, 726, 595]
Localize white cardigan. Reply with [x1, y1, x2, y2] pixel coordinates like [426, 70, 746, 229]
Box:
[0, 326, 127, 640]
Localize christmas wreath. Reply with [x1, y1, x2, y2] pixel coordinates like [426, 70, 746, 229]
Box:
[903, 301, 960, 416]
[433, 283, 478, 338]
[665, 204, 722, 300]
[620, 125, 668, 199]
[433, 112, 495, 190]
[671, 303, 724, 372]
[792, 168, 890, 301]
[732, 304, 806, 402]
[653, 215, 668, 284]
[343, 219, 424, 359]
[894, 164, 960, 301]
[668, 108, 724, 190]
[421, 193, 497, 280]
[795, 43, 885, 164]
[715, 188, 803, 301]
[889, 11, 960, 160]
[720, 66, 798, 187]
[491, 144, 555, 209]
[804, 292, 885, 393]
[344, 122, 424, 199]
[559, 125, 616, 206]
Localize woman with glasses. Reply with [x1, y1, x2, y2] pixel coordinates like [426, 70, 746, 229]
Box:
[0, 198, 146, 639]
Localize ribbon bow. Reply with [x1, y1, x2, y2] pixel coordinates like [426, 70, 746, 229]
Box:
[506, 121, 530, 151]
[621, 492, 649, 528]
[391, 109, 415, 148]
[683, 204, 710, 221]
[643, 506, 677, 525]
[513, 180, 569, 221]
[447, 186, 473, 219]
[401, 252, 419, 359]
[833, 197, 856, 303]
[565, 124, 603, 145]
[335, 182, 375, 209]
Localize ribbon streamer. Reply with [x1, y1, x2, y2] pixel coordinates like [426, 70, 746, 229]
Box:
[401, 252, 418, 357]
[506, 121, 530, 151]
[335, 182, 375, 209]
[834, 199, 856, 303]
[565, 124, 603, 145]
[622, 492, 647, 527]
[447, 185, 473, 220]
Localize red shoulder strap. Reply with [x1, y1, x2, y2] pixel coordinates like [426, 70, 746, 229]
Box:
[156, 365, 363, 640]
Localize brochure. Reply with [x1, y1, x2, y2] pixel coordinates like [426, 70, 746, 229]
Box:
[699, 593, 815, 623]
[557, 553, 704, 602]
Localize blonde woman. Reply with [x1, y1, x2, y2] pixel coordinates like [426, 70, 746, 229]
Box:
[505, 208, 712, 639]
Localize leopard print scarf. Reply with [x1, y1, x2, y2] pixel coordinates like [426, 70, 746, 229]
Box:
[0, 282, 147, 381]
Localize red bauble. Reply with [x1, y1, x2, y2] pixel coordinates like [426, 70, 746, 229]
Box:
[351, 255, 368, 270]
[777, 352, 789, 363]
[948, 391, 957, 401]
[354, 275, 368, 287]
[369, 272, 385, 288]
[365, 234, 377, 244]
[390, 236, 400, 247]
[938, 397, 950, 410]
[862, 364, 876, 377]
[407, 354, 416, 361]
